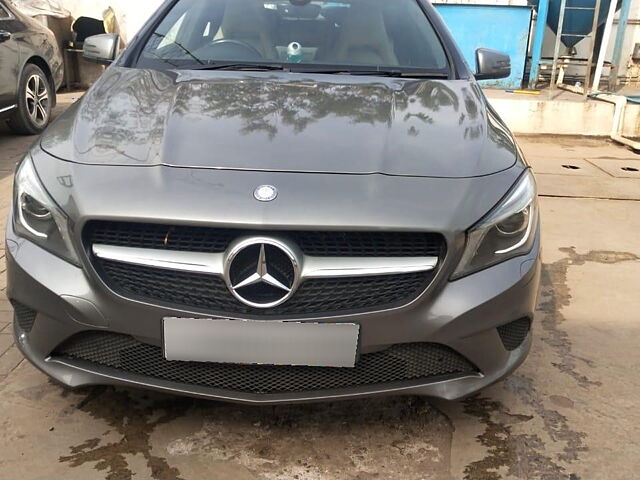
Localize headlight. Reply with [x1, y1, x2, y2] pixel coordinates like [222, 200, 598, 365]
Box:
[13, 155, 80, 265]
[452, 170, 538, 279]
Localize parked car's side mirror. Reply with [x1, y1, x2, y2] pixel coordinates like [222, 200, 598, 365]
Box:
[475, 48, 511, 81]
[83, 34, 119, 65]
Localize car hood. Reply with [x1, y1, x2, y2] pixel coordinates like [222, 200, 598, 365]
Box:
[41, 67, 518, 178]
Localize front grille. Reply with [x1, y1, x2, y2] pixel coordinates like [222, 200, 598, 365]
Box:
[497, 318, 531, 351]
[12, 301, 37, 333]
[98, 259, 434, 316]
[86, 222, 446, 317]
[55, 332, 478, 395]
[85, 221, 445, 258]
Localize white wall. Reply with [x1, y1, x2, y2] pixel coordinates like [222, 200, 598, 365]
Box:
[57, 0, 163, 43]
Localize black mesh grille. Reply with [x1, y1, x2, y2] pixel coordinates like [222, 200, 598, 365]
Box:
[55, 332, 477, 395]
[85, 221, 445, 258]
[12, 301, 37, 333]
[497, 318, 531, 351]
[98, 259, 434, 317]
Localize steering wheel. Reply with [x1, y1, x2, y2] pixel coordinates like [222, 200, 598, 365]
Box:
[203, 39, 264, 61]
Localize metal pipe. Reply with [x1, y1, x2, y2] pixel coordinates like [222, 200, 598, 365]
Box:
[557, 84, 640, 151]
[582, 0, 602, 98]
[550, 0, 568, 89]
[592, 93, 640, 151]
[608, 0, 633, 90]
[592, 0, 618, 92]
[528, 0, 550, 90]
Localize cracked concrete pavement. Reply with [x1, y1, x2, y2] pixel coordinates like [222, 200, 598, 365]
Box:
[0, 94, 639, 480]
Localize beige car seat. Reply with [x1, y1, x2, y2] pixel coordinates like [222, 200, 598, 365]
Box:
[329, 4, 398, 66]
[214, 0, 278, 59]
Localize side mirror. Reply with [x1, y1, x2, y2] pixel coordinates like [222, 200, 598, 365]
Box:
[475, 48, 511, 81]
[83, 34, 119, 65]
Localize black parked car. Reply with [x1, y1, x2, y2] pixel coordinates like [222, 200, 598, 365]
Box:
[0, 0, 63, 134]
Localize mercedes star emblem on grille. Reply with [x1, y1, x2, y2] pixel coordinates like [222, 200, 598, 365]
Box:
[254, 185, 278, 202]
[224, 238, 300, 308]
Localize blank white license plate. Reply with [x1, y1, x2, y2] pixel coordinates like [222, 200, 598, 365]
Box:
[163, 317, 360, 368]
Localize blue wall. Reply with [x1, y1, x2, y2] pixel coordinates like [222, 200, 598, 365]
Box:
[435, 5, 533, 89]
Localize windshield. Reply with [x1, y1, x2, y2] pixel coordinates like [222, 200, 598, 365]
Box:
[136, 0, 449, 74]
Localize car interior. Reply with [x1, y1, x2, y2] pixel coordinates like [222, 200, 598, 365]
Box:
[141, 0, 448, 70]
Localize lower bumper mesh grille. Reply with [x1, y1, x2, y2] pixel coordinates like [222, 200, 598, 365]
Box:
[12, 301, 37, 333]
[497, 318, 531, 351]
[55, 332, 478, 395]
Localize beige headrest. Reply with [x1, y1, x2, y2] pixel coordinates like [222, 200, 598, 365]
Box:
[332, 4, 398, 66]
[215, 0, 277, 59]
[219, 0, 267, 36]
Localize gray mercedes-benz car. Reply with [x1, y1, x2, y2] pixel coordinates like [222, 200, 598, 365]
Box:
[7, 0, 541, 404]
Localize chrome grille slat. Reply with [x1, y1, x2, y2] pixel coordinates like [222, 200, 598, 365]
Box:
[92, 244, 438, 278]
[85, 221, 445, 257]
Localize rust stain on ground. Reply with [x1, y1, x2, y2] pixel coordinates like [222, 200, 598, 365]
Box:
[462, 395, 567, 480]
[58, 390, 456, 480]
[505, 375, 586, 463]
[54, 247, 639, 480]
[462, 248, 638, 480]
[538, 248, 638, 388]
[59, 386, 192, 480]
[165, 396, 455, 480]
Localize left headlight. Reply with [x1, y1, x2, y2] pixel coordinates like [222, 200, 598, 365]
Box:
[452, 170, 538, 280]
[13, 155, 80, 265]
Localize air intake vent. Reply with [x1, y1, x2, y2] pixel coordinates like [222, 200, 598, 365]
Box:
[12, 301, 37, 333]
[497, 318, 531, 351]
[55, 332, 478, 395]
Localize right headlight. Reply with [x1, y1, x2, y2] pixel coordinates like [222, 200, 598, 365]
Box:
[13, 154, 80, 265]
[452, 170, 538, 280]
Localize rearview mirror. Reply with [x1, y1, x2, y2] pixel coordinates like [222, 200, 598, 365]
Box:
[475, 48, 511, 81]
[83, 34, 119, 65]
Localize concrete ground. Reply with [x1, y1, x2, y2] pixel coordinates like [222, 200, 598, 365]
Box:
[0, 93, 639, 480]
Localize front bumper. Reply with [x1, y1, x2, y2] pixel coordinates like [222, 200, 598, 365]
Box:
[6, 219, 541, 405]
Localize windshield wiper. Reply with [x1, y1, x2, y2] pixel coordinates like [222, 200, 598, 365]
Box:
[188, 63, 447, 78]
[151, 33, 204, 65]
[292, 68, 448, 78]
[355, 70, 448, 79]
[191, 62, 287, 71]
[190, 62, 449, 78]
